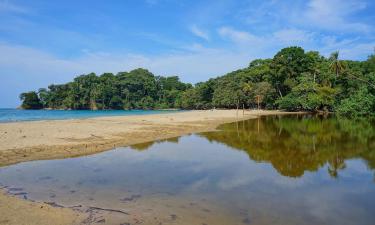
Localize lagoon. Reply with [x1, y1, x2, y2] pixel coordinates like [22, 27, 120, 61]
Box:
[0, 115, 374, 225]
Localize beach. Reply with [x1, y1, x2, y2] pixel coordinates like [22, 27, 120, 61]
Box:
[0, 110, 299, 225]
[0, 109, 298, 167]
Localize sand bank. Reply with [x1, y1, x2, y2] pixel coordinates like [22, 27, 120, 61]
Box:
[0, 109, 299, 167]
[0, 110, 301, 225]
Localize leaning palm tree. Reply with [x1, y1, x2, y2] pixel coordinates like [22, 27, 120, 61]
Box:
[329, 51, 345, 78]
[330, 51, 375, 89]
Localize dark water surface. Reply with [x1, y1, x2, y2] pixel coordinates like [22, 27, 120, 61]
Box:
[0, 115, 375, 225]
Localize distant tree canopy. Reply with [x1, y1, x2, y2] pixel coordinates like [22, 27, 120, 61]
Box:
[19, 91, 43, 109]
[23, 68, 192, 110]
[20, 47, 375, 117]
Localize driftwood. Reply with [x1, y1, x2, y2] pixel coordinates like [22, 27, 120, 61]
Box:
[87, 206, 129, 215]
[44, 201, 64, 208]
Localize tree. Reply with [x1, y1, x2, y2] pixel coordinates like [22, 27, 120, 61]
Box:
[212, 77, 244, 108]
[329, 51, 345, 78]
[242, 82, 253, 107]
[252, 82, 275, 109]
[271, 46, 309, 97]
[336, 87, 375, 117]
[179, 89, 200, 109]
[109, 95, 123, 109]
[38, 88, 49, 108]
[363, 53, 375, 74]
[276, 74, 337, 111]
[20, 91, 43, 109]
[18, 46, 375, 117]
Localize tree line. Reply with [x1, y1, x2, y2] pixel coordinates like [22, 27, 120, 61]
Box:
[20, 46, 375, 117]
[20, 69, 192, 110]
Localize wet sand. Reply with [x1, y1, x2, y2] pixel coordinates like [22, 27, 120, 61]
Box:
[0, 109, 301, 225]
[0, 189, 85, 225]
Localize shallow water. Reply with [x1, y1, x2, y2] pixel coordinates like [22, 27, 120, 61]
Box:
[0, 108, 180, 122]
[0, 115, 375, 225]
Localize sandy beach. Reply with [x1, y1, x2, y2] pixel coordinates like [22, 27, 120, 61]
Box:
[0, 109, 298, 167]
[0, 109, 299, 225]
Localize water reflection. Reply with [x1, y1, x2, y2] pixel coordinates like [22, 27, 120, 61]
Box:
[0, 115, 374, 225]
[130, 137, 181, 151]
[199, 115, 375, 178]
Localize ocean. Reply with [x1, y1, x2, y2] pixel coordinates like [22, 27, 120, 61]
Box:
[0, 108, 179, 123]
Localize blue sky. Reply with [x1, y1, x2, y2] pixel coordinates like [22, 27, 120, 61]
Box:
[0, 0, 374, 107]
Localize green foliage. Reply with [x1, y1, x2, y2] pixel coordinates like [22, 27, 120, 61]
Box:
[20, 69, 191, 110]
[212, 76, 244, 108]
[109, 95, 122, 109]
[335, 87, 375, 117]
[19, 91, 43, 109]
[199, 116, 375, 178]
[363, 54, 375, 74]
[277, 74, 337, 111]
[20, 47, 375, 117]
[270, 46, 309, 96]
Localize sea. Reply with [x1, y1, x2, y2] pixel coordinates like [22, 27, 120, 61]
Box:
[0, 108, 179, 123]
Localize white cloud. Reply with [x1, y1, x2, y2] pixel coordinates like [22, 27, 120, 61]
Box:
[0, 42, 254, 82]
[273, 28, 314, 43]
[218, 26, 315, 50]
[338, 42, 375, 59]
[0, 0, 28, 14]
[315, 36, 375, 59]
[321, 36, 356, 48]
[304, 0, 371, 33]
[190, 25, 210, 41]
[0, 42, 253, 107]
[239, 0, 282, 26]
[216, 25, 374, 59]
[218, 26, 263, 46]
[237, 0, 372, 34]
[1, 24, 374, 107]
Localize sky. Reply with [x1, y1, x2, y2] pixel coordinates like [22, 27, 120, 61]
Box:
[0, 0, 374, 108]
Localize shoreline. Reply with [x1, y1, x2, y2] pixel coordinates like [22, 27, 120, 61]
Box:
[0, 109, 304, 225]
[0, 108, 183, 124]
[0, 109, 303, 168]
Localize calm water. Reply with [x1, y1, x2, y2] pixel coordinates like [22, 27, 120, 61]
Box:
[0, 115, 374, 225]
[0, 108, 180, 122]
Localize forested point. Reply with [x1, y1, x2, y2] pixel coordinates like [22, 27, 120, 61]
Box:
[20, 46, 375, 117]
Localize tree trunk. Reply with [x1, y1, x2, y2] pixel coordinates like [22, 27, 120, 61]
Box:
[277, 85, 283, 98]
[348, 73, 375, 89]
[236, 100, 239, 117]
[313, 73, 316, 84]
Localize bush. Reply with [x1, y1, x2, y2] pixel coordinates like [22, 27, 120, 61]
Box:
[276, 94, 301, 111]
[335, 87, 375, 117]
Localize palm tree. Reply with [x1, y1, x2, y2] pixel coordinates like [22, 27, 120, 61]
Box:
[328, 155, 346, 179]
[329, 51, 345, 78]
[330, 51, 375, 89]
[242, 82, 252, 94]
[242, 82, 252, 109]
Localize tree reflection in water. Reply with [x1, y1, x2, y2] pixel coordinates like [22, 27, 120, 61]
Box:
[198, 115, 375, 178]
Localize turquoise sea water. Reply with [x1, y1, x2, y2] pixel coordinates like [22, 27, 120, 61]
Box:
[0, 108, 179, 122]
